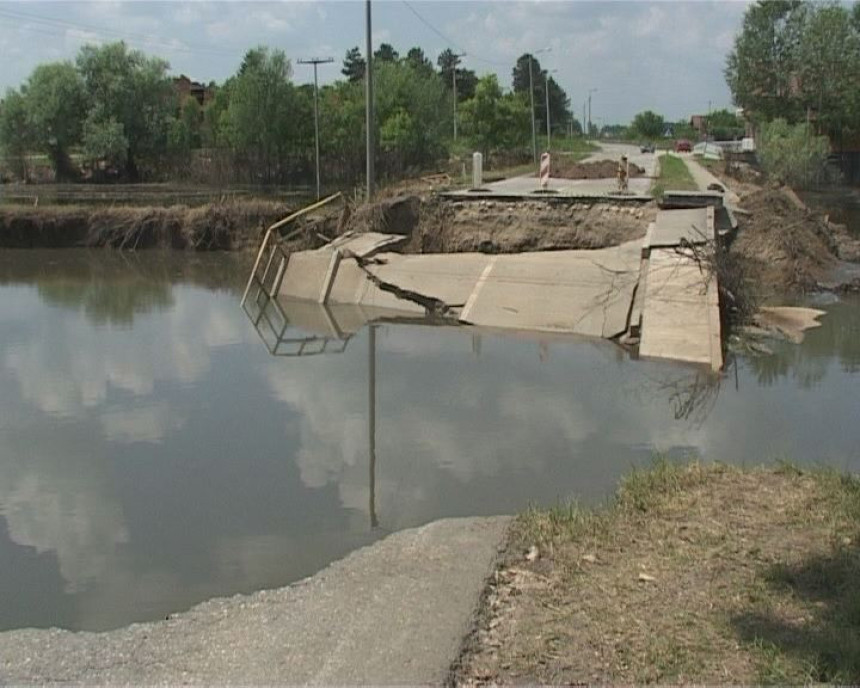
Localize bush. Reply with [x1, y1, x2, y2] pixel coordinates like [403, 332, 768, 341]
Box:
[758, 118, 830, 188]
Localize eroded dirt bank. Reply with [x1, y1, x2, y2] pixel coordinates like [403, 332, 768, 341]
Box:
[0, 200, 304, 251]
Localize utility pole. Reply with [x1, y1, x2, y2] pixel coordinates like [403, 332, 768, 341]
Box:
[452, 52, 466, 141]
[527, 48, 550, 164]
[298, 57, 334, 200]
[365, 0, 374, 199]
[582, 102, 586, 137]
[588, 88, 597, 138]
[545, 69, 557, 151]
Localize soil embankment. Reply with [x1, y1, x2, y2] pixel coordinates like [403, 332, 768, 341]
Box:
[0, 200, 325, 251]
[729, 186, 860, 295]
[342, 195, 657, 255]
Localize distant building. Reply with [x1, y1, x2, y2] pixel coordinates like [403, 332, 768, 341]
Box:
[173, 75, 213, 107]
[690, 115, 707, 135]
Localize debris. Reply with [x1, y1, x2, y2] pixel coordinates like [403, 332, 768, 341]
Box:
[525, 546, 539, 562]
[637, 572, 656, 583]
[582, 554, 598, 564]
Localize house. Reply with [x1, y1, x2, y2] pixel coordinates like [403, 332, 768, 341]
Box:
[173, 75, 213, 107]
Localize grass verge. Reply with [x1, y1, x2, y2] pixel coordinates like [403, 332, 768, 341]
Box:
[651, 154, 699, 198]
[453, 460, 860, 685]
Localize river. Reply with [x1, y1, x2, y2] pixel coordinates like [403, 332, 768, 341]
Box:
[0, 249, 858, 632]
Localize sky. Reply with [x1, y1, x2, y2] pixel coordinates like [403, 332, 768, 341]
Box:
[0, 0, 751, 124]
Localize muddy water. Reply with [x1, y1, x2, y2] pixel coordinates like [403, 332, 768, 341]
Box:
[0, 250, 858, 632]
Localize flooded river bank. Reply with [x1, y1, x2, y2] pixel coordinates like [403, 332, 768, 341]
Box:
[0, 250, 858, 632]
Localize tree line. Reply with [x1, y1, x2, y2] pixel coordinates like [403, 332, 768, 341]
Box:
[0, 41, 578, 186]
[726, 0, 860, 145]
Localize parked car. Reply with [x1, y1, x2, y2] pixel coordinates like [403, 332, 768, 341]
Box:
[674, 139, 692, 152]
[639, 142, 655, 153]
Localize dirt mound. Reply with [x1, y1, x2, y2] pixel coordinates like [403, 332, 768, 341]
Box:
[406, 198, 657, 254]
[547, 158, 646, 180]
[732, 187, 838, 293]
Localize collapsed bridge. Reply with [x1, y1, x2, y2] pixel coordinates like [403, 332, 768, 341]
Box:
[244, 197, 724, 371]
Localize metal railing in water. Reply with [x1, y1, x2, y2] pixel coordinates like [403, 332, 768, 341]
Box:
[241, 192, 350, 357]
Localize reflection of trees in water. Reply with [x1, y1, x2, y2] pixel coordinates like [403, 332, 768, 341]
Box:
[745, 298, 860, 387]
[0, 249, 247, 325]
[38, 280, 174, 326]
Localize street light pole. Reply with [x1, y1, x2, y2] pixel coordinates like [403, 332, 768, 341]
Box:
[545, 69, 557, 151]
[452, 52, 466, 142]
[528, 56, 536, 164]
[365, 0, 374, 200]
[587, 88, 597, 138]
[527, 48, 550, 164]
[298, 57, 334, 200]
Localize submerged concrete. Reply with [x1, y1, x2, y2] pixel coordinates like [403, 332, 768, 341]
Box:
[0, 516, 510, 685]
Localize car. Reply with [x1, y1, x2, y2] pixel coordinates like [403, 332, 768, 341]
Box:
[674, 139, 692, 153]
[639, 142, 655, 153]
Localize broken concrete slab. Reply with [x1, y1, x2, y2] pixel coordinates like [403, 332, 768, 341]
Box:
[639, 247, 722, 370]
[756, 306, 826, 343]
[325, 231, 407, 258]
[649, 207, 713, 248]
[460, 243, 641, 338]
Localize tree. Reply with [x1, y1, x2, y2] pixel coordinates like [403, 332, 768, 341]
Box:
[82, 116, 128, 173]
[374, 59, 449, 169]
[631, 110, 666, 139]
[222, 47, 311, 183]
[797, 3, 860, 142]
[342, 46, 365, 83]
[404, 47, 433, 76]
[76, 42, 175, 179]
[0, 89, 32, 180]
[437, 49, 477, 102]
[511, 54, 571, 135]
[23, 62, 87, 180]
[758, 118, 829, 186]
[459, 74, 530, 156]
[374, 43, 399, 63]
[725, 1, 807, 123]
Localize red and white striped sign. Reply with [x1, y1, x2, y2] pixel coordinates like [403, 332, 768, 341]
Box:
[539, 152, 551, 188]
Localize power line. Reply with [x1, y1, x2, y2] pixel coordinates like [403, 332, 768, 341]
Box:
[0, 7, 237, 58]
[399, 0, 507, 67]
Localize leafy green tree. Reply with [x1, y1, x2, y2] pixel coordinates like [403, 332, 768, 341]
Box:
[342, 47, 365, 82]
[437, 49, 477, 102]
[374, 43, 399, 63]
[76, 42, 175, 179]
[81, 115, 128, 172]
[631, 110, 666, 139]
[404, 47, 433, 76]
[374, 59, 450, 170]
[725, 1, 807, 123]
[223, 47, 312, 183]
[318, 80, 365, 181]
[758, 118, 830, 186]
[23, 62, 87, 180]
[0, 88, 32, 179]
[460, 74, 530, 156]
[512, 53, 571, 135]
[797, 3, 860, 142]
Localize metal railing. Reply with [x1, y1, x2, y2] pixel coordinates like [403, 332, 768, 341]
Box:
[241, 192, 351, 357]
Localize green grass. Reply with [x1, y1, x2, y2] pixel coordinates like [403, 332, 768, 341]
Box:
[459, 459, 860, 685]
[652, 153, 699, 197]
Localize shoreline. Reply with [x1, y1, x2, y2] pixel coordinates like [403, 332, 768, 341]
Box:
[0, 516, 510, 684]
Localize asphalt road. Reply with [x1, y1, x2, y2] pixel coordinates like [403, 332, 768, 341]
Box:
[0, 516, 511, 685]
[462, 141, 659, 198]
